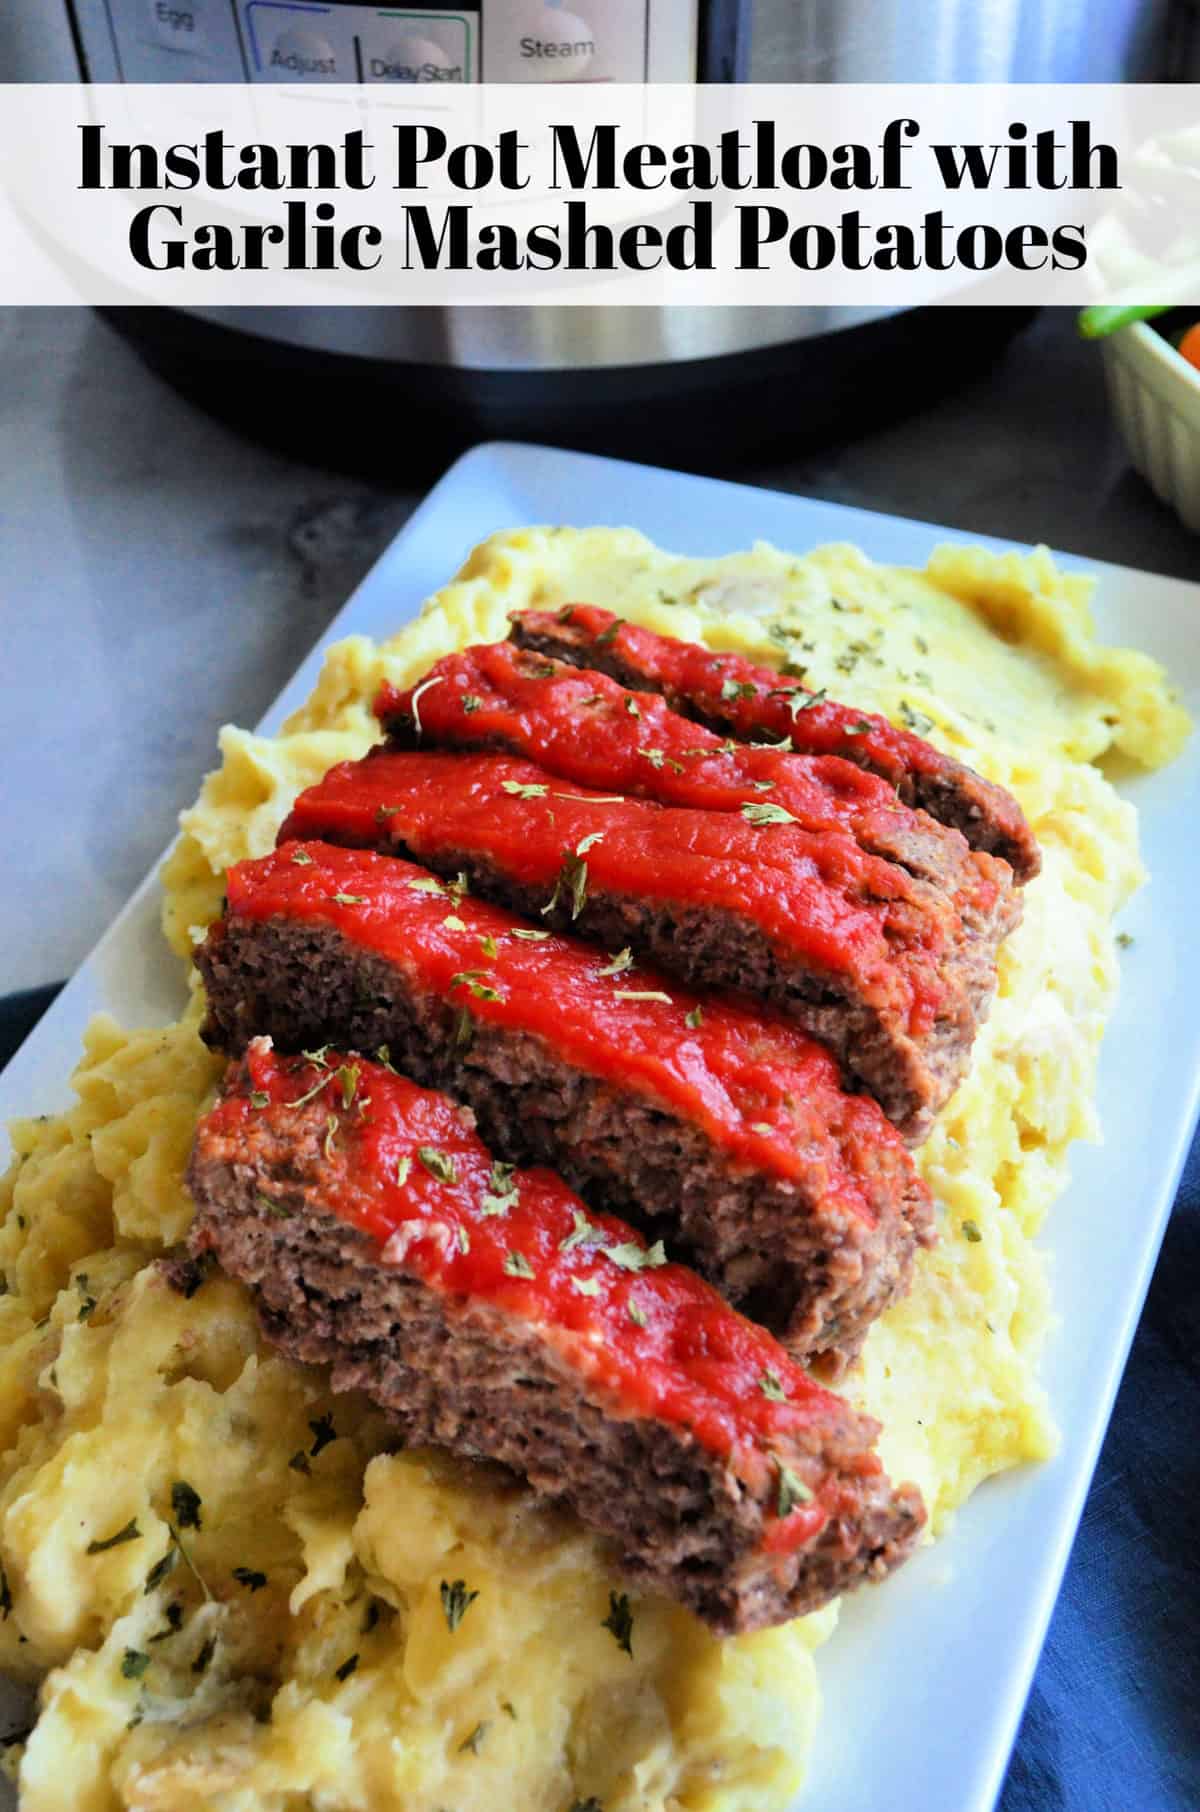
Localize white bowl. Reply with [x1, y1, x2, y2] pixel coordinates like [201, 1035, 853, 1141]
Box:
[1101, 318, 1200, 533]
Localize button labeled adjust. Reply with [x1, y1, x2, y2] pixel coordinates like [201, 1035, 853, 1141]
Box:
[270, 23, 340, 76]
[243, 3, 352, 80]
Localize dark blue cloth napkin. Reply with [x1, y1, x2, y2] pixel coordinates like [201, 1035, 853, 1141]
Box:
[1, 983, 1197, 1808]
[998, 1127, 1200, 1812]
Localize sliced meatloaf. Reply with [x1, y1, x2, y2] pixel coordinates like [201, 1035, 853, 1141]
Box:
[376, 639, 1020, 1043]
[508, 603, 1040, 883]
[185, 1039, 926, 1635]
[375, 639, 1001, 901]
[280, 745, 995, 1140]
[195, 841, 934, 1369]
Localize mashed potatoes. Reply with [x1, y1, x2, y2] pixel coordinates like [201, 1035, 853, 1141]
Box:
[0, 530, 1187, 1811]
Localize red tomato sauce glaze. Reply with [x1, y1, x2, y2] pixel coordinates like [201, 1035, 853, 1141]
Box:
[280, 748, 947, 1035]
[222, 840, 915, 1218]
[376, 641, 921, 838]
[505, 603, 1039, 881]
[376, 638, 1009, 928]
[208, 1037, 888, 1550]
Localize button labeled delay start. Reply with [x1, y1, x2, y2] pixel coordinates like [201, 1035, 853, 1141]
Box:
[370, 34, 457, 81]
[361, 14, 473, 83]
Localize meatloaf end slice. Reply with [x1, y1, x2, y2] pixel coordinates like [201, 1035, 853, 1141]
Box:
[508, 604, 1040, 883]
[375, 639, 1020, 917]
[185, 1040, 926, 1635]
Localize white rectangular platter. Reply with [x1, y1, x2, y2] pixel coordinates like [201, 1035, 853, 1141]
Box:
[3, 441, 1198, 1812]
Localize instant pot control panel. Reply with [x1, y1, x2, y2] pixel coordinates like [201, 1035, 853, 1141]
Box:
[68, 0, 699, 83]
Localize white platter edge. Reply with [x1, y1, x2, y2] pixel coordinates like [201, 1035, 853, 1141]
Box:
[1, 441, 1197, 1812]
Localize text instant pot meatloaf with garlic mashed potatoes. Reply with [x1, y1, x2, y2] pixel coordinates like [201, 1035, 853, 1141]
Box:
[0, 528, 1188, 1812]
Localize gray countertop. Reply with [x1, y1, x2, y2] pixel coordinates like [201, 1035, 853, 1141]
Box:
[1, 305, 1196, 995]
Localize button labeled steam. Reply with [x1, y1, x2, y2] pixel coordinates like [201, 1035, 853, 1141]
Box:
[513, 5, 596, 81]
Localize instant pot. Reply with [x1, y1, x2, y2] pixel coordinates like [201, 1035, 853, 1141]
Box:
[2, 1, 1171, 471]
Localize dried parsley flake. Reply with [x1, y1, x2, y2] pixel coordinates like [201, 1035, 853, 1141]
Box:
[440, 1578, 479, 1633]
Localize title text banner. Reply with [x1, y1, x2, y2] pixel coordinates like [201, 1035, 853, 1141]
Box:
[2, 84, 1198, 305]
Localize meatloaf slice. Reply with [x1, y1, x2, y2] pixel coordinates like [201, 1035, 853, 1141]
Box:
[279, 747, 987, 1141]
[508, 604, 1040, 883]
[195, 841, 934, 1370]
[377, 642, 1020, 1050]
[185, 1040, 926, 1635]
[375, 639, 1006, 903]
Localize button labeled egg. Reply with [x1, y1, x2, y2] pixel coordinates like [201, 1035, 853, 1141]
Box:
[145, 0, 208, 53]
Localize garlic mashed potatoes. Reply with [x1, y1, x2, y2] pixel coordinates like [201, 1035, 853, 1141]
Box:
[0, 530, 1188, 1811]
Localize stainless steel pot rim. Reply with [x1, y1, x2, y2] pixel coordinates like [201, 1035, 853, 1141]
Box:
[178, 303, 901, 370]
